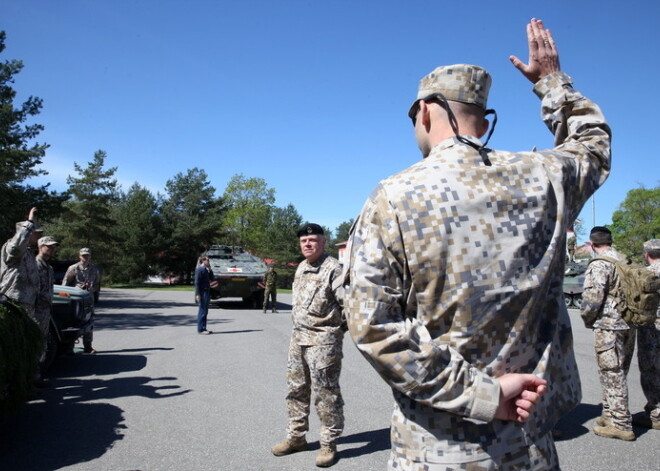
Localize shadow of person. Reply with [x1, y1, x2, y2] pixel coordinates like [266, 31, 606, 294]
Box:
[0, 401, 125, 471]
[336, 427, 391, 458]
[554, 402, 602, 441]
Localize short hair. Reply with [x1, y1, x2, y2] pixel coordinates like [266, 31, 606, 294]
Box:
[589, 226, 612, 247]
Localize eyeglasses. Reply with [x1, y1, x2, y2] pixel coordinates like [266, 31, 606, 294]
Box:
[408, 94, 449, 126]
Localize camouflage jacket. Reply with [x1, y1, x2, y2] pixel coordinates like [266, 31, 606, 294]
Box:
[0, 220, 39, 305]
[291, 253, 344, 346]
[64, 261, 101, 292]
[35, 256, 54, 314]
[581, 247, 628, 330]
[345, 71, 610, 456]
[264, 269, 277, 289]
[648, 260, 660, 329]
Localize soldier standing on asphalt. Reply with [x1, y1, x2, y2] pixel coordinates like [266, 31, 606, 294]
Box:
[581, 226, 635, 441]
[263, 265, 278, 313]
[0, 207, 42, 317]
[64, 248, 101, 353]
[635, 239, 660, 430]
[271, 223, 345, 468]
[35, 236, 59, 384]
[345, 18, 611, 470]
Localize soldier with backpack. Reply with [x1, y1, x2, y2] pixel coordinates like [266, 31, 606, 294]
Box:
[635, 239, 660, 431]
[581, 226, 637, 440]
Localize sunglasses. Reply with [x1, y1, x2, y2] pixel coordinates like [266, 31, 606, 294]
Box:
[408, 94, 450, 126]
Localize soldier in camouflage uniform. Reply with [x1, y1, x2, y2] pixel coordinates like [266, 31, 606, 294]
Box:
[64, 247, 101, 353]
[581, 226, 636, 441]
[35, 236, 59, 383]
[0, 207, 42, 318]
[262, 265, 278, 313]
[345, 19, 610, 470]
[634, 239, 660, 430]
[272, 223, 345, 468]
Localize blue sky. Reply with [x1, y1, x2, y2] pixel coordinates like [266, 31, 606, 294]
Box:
[3, 1, 658, 243]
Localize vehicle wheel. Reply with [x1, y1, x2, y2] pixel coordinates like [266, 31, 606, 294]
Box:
[42, 327, 59, 373]
[572, 294, 583, 308]
[253, 291, 264, 309]
[564, 295, 573, 308]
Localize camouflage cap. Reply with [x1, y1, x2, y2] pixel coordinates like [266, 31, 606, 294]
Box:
[297, 223, 324, 238]
[38, 236, 59, 246]
[415, 64, 492, 109]
[80, 247, 92, 255]
[19, 221, 44, 233]
[643, 239, 660, 251]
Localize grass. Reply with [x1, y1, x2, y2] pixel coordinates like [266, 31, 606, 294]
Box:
[107, 283, 292, 294]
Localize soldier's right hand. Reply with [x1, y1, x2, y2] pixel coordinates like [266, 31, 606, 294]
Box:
[509, 18, 560, 84]
[28, 207, 38, 223]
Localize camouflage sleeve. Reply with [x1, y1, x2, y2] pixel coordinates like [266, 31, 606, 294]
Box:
[3, 221, 34, 265]
[346, 186, 500, 422]
[63, 264, 76, 286]
[581, 260, 609, 327]
[533, 72, 611, 222]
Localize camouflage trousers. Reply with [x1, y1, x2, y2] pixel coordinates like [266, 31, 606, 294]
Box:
[263, 287, 277, 311]
[594, 328, 635, 430]
[33, 305, 52, 367]
[388, 400, 559, 471]
[637, 325, 660, 423]
[285, 339, 344, 445]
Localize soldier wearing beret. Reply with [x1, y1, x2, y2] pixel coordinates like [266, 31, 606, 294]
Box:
[345, 19, 611, 469]
[635, 239, 660, 430]
[581, 226, 635, 441]
[271, 223, 345, 468]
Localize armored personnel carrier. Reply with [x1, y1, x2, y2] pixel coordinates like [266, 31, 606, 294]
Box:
[563, 261, 587, 308]
[201, 245, 267, 307]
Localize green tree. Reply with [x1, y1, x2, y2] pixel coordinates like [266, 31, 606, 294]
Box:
[110, 183, 162, 283]
[160, 168, 224, 283]
[221, 174, 275, 252]
[0, 31, 66, 239]
[51, 150, 119, 265]
[610, 185, 660, 262]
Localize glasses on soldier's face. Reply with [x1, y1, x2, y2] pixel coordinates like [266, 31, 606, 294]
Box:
[408, 94, 449, 126]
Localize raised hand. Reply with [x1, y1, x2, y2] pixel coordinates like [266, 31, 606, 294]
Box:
[509, 18, 560, 84]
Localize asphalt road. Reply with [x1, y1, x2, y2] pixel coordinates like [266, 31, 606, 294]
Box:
[0, 289, 657, 471]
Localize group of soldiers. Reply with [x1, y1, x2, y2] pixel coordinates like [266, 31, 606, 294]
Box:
[268, 18, 656, 471]
[0, 207, 101, 388]
[581, 228, 660, 440]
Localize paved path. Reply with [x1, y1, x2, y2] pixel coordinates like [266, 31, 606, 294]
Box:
[0, 288, 656, 471]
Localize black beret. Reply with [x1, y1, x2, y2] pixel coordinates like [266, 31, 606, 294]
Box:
[297, 223, 324, 238]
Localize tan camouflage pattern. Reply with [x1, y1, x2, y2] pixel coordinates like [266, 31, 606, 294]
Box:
[64, 260, 99, 348]
[283, 253, 345, 444]
[291, 254, 344, 346]
[0, 221, 39, 305]
[263, 269, 277, 311]
[345, 70, 610, 469]
[637, 260, 660, 424]
[594, 328, 635, 430]
[581, 247, 629, 330]
[64, 261, 101, 294]
[285, 339, 344, 444]
[35, 255, 53, 366]
[388, 403, 559, 470]
[416, 64, 491, 108]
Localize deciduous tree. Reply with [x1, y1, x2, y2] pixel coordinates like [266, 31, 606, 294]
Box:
[610, 185, 660, 262]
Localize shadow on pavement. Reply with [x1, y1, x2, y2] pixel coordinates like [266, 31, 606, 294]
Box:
[554, 402, 601, 440]
[0, 350, 189, 471]
[338, 427, 391, 458]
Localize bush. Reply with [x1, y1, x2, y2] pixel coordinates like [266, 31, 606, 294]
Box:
[0, 301, 42, 413]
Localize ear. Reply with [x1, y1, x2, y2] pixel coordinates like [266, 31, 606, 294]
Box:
[419, 101, 432, 129]
[477, 117, 489, 138]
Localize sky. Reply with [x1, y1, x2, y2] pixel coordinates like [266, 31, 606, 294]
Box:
[2, 0, 658, 243]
